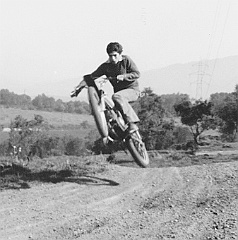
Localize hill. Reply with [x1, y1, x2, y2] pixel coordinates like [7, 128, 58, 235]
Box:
[2, 56, 237, 102]
[44, 55, 238, 101]
[139, 55, 238, 99]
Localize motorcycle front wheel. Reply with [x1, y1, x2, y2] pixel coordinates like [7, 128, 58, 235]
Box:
[88, 86, 108, 137]
[126, 131, 150, 168]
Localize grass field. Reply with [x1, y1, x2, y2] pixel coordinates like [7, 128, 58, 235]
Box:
[0, 107, 94, 128]
[49, 128, 96, 139]
[0, 107, 97, 144]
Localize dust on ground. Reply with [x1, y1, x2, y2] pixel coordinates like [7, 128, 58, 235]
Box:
[0, 143, 237, 240]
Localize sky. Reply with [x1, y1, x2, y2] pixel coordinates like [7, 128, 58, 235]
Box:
[0, 0, 238, 100]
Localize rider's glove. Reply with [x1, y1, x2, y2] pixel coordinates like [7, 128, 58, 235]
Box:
[116, 75, 124, 81]
[70, 80, 87, 98]
[70, 88, 80, 97]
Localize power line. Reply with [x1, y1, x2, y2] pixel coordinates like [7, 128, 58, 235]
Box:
[206, 0, 222, 61]
[205, 1, 231, 98]
[189, 61, 211, 100]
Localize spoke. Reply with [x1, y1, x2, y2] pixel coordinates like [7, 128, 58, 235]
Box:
[131, 134, 146, 158]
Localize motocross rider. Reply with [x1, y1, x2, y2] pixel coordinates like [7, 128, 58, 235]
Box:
[72, 42, 140, 133]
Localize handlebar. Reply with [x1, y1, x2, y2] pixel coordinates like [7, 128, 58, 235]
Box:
[70, 76, 118, 98]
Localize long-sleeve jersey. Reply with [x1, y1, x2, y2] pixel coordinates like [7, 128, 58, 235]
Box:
[88, 55, 140, 93]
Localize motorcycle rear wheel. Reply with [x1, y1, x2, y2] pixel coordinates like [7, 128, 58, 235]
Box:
[88, 86, 108, 137]
[126, 131, 150, 168]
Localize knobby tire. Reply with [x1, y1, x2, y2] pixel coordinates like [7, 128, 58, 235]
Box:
[88, 86, 108, 137]
[126, 131, 150, 168]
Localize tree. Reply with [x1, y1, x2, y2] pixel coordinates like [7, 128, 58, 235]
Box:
[140, 87, 154, 96]
[66, 101, 75, 113]
[211, 87, 238, 141]
[74, 101, 90, 114]
[17, 94, 32, 109]
[160, 93, 189, 116]
[32, 94, 56, 111]
[132, 88, 174, 150]
[0, 89, 32, 108]
[55, 99, 66, 112]
[174, 100, 215, 144]
[32, 95, 44, 110]
[0, 88, 91, 114]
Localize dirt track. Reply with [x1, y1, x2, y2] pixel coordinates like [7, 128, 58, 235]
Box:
[0, 154, 237, 240]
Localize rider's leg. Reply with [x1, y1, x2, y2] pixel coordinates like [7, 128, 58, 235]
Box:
[112, 89, 140, 132]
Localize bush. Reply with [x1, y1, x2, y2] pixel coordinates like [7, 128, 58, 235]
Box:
[155, 127, 174, 150]
[1, 115, 98, 159]
[173, 126, 193, 144]
[0, 141, 10, 156]
[65, 137, 86, 156]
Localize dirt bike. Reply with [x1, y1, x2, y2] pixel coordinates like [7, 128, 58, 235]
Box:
[71, 77, 149, 168]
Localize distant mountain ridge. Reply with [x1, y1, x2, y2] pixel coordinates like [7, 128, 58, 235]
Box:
[4, 55, 237, 102]
[139, 55, 238, 99]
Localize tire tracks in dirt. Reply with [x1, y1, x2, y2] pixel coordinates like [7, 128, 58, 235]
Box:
[0, 161, 237, 240]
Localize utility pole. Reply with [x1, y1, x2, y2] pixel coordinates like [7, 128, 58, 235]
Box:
[189, 61, 211, 100]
